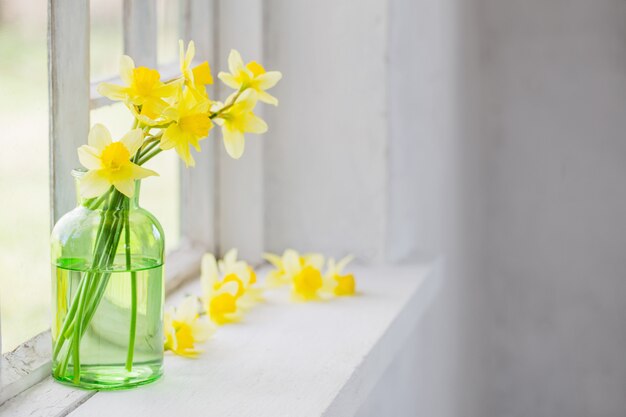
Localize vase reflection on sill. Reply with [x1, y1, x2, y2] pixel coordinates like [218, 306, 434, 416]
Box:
[50, 169, 165, 390]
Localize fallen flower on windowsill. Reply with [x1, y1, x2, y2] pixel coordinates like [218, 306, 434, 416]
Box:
[164, 296, 215, 357]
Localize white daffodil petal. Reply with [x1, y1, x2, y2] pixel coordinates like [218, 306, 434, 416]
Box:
[191, 319, 214, 342]
[177, 296, 199, 323]
[244, 113, 268, 134]
[80, 170, 110, 198]
[120, 128, 144, 155]
[77, 145, 102, 170]
[228, 49, 245, 74]
[336, 255, 355, 274]
[219, 280, 240, 297]
[283, 250, 301, 275]
[97, 83, 128, 101]
[186, 41, 195, 66]
[113, 178, 135, 197]
[256, 71, 282, 90]
[201, 253, 219, 294]
[222, 127, 245, 160]
[88, 124, 112, 150]
[255, 90, 278, 106]
[263, 253, 283, 268]
[218, 72, 240, 90]
[120, 55, 135, 85]
[224, 248, 238, 265]
[128, 163, 158, 179]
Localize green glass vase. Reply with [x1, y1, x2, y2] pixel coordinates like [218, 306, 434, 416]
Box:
[50, 169, 165, 390]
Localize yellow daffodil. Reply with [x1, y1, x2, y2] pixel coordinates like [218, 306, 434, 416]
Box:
[97, 55, 181, 122]
[218, 49, 282, 105]
[264, 249, 325, 287]
[324, 255, 357, 296]
[77, 124, 157, 198]
[214, 90, 267, 159]
[293, 265, 324, 300]
[164, 296, 214, 357]
[201, 253, 244, 325]
[264, 249, 326, 300]
[179, 40, 213, 98]
[160, 89, 213, 167]
[218, 249, 263, 308]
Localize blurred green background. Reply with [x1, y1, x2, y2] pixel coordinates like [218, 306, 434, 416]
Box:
[1, 0, 182, 352]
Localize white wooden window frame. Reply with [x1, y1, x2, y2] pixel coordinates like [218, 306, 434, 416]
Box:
[0, 0, 268, 405]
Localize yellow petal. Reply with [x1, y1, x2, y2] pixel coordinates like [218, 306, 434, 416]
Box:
[228, 49, 245, 74]
[80, 170, 110, 198]
[153, 81, 183, 102]
[336, 255, 355, 274]
[255, 71, 282, 90]
[178, 39, 186, 71]
[127, 162, 158, 179]
[119, 55, 135, 85]
[185, 40, 195, 67]
[283, 250, 301, 276]
[191, 319, 214, 342]
[222, 127, 245, 159]
[218, 72, 240, 90]
[243, 113, 268, 134]
[176, 141, 195, 167]
[113, 178, 135, 197]
[177, 296, 199, 323]
[255, 90, 279, 106]
[201, 253, 219, 294]
[304, 253, 325, 270]
[223, 248, 238, 265]
[88, 124, 112, 150]
[193, 62, 213, 85]
[263, 253, 283, 268]
[120, 128, 144, 155]
[97, 82, 128, 101]
[236, 89, 258, 111]
[160, 124, 181, 150]
[77, 145, 101, 170]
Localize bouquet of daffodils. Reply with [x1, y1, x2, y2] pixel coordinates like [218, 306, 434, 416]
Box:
[52, 41, 281, 381]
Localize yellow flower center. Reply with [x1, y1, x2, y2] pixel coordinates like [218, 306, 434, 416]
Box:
[132, 67, 161, 96]
[179, 114, 212, 137]
[210, 293, 237, 320]
[172, 320, 195, 351]
[246, 61, 266, 77]
[100, 142, 131, 171]
[334, 274, 356, 296]
[214, 273, 245, 298]
[192, 62, 214, 86]
[293, 266, 323, 298]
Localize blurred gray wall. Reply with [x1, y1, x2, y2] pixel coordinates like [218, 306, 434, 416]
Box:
[467, 1, 626, 416]
[363, 0, 626, 416]
[263, 0, 626, 415]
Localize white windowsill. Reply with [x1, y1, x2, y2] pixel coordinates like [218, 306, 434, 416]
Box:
[0, 262, 440, 417]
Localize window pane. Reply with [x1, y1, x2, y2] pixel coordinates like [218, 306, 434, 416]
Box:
[157, 0, 180, 65]
[90, 104, 181, 251]
[0, 1, 50, 352]
[91, 0, 123, 80]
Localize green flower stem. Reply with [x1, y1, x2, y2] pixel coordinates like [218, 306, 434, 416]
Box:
[137, 140, 160, 161]
[138, 148, 163, 165]
[53, 190, 127, 381]
[124, 198, 138, 371]
[209, 87, 246, 120]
